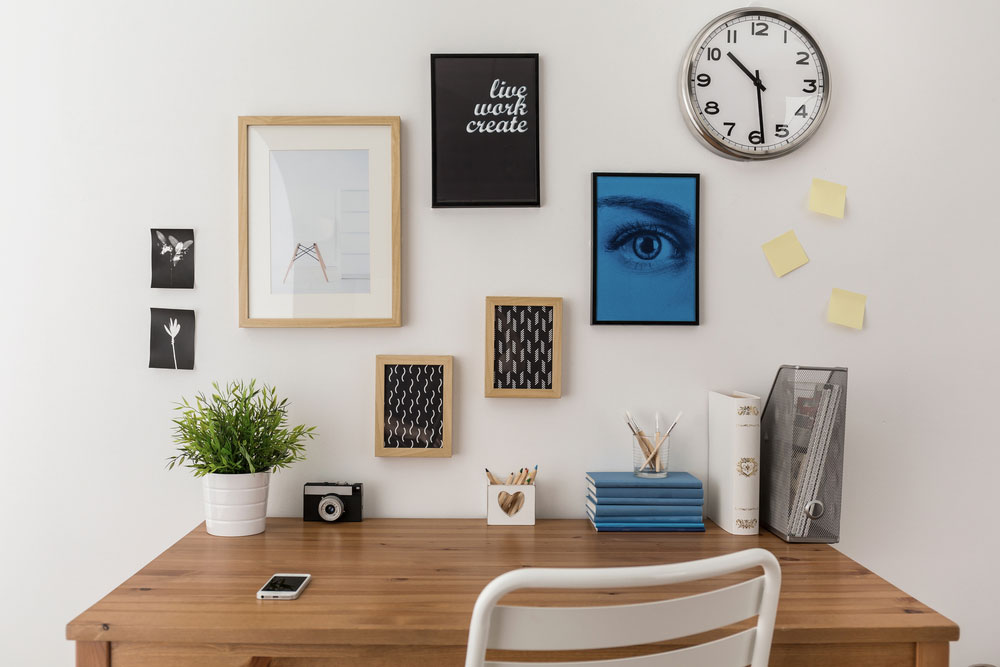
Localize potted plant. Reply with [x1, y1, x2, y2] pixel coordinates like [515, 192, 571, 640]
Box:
[168, 380, 317, 537]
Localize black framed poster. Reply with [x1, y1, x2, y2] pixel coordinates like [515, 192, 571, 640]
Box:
[591, 173, 700, 326]
[431, 54, 540, 207]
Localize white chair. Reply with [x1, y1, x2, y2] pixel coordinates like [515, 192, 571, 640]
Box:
[465, 547, 781, 667]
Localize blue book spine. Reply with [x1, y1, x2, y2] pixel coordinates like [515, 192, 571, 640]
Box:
[588, 496, 704, 506]
[590, 521, 706, 532]
[588, 484, 704, 499]
[589, 514, 702, 523]
[586, 471, 703, 489]
[587, 498, 701, 517]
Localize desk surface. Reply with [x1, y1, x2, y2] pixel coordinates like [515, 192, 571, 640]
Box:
[67, 518, 958, 666]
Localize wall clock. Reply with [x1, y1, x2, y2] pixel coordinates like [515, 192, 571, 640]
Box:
[680, 8, 831, 160]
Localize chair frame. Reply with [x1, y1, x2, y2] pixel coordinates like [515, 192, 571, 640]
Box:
[282, 242, 329, 283]
[465, 547, 781, 667]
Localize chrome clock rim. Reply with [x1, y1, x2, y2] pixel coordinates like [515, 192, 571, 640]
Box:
[678, 7, 832, 161]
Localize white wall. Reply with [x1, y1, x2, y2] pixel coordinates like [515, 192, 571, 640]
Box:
[1, 1, 997, 664]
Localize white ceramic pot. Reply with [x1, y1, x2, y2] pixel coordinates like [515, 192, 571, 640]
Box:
[202, 471, 270, 537]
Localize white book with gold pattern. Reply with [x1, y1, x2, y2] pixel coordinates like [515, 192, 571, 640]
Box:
[708, 390, 761, 535]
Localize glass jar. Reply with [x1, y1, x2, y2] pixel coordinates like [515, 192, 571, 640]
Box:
[633, 433, 669, 478]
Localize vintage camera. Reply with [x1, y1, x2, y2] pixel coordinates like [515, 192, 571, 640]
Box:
[303, 482, 364, 523]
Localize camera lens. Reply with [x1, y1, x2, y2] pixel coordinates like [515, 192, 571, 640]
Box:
[318, 495, 344, 522]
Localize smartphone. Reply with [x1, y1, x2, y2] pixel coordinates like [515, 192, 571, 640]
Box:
[256, 573, 311, 600]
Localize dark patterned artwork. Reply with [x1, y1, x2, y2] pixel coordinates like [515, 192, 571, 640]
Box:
[382, 364, 444, 449]
[376, 355, 453, 458]
[494, 305, 554, 390]
[485, 297, 562, 398]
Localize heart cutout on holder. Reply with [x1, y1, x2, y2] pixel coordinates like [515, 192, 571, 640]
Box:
[497, 491, 525, 517]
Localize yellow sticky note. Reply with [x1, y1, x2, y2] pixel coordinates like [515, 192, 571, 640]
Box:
[827, 288, 867, 330]
[808, 178, 847, 218]
[762, 230, 809, 277]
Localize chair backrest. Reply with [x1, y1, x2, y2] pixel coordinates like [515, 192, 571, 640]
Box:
[464, 547, 781, 667]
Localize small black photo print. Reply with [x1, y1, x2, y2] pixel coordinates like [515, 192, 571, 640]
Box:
[494, 305, 553, 389]
[431, 54, 539, 207]
[151, 229, 194, 288]
[375, 355, 453, 458]
[149, 308, 195, 370]
[485, 297, 562, 398]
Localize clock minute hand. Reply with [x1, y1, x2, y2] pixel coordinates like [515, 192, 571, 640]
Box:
[755, 68, 765, 140]
[726, 51, 766, 91]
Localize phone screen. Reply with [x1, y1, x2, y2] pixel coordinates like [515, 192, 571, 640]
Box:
[261, 575, 308, 592]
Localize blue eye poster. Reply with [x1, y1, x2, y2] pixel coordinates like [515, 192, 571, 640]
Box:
[591, 173, 700, 325]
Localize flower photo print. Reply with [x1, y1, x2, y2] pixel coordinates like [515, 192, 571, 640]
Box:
[149, 308, 195, 370]
[151, 229, 195, 288]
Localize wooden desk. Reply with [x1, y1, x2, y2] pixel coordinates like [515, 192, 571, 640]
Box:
[67, 519, 957, 667]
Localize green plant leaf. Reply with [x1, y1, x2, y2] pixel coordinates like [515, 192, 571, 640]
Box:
[166, 380, 317, 476]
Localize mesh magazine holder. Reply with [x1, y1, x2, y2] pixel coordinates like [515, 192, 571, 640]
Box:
[761, 365, 847, 543]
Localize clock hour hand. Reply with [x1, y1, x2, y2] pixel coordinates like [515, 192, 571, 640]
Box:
[726, 51, 766, 91]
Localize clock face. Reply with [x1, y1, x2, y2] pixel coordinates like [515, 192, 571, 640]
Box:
[681, 9, 830, 160]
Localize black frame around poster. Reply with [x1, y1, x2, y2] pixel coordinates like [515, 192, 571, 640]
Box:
[591, 173, 701, 326]
[430, 53, 540, 208]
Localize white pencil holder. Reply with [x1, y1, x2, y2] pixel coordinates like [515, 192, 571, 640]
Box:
[486, 484, 536, 526]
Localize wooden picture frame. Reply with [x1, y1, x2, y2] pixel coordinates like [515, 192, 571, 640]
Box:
[375, 355, 453, 458]
[485, 297, 562, 398]
[239, 116, 401, 328]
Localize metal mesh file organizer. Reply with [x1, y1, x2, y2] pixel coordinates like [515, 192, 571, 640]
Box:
[760, 365, 847, 543]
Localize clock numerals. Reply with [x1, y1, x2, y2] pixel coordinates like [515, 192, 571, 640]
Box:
[796, 52, 810, 65]
[794, 105, 809, 118]
[751, 22, 769, 36]
[707, 47, 721, 61]
[727, 29, 737, 43]
[748, 130, 764, 145]
[775, 124, 789, 138]
[802, 80, 818, 93]
[704, 101, 720, 115]
[696, 73, 711, 87]
[723, 122, 736, 137]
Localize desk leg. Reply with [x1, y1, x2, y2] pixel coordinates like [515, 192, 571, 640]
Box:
[248, 659, 272, 667]
[916, 642, 949, 667]
[76, 641, 110, 667]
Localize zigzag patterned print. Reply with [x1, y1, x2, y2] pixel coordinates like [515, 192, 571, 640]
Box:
[494, 305, 553, 390]
[383, 364, 445, 448]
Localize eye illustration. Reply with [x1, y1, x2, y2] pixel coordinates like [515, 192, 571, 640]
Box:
[605, 221, 689, 273]
[592, 181, 699, 325]
[633, 234, 661, 260]
[598, 195, 694, 275]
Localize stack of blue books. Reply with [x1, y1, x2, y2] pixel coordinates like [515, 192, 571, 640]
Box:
[586, 471, 705, 532]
